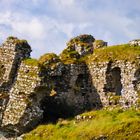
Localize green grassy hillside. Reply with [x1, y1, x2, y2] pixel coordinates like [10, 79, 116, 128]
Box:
[87, 44, 140, 63]
[23, 108, 140, 140]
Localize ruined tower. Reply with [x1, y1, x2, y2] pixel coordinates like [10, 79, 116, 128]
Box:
[0, 37, 31, 90]
[0, 37, 32, 127]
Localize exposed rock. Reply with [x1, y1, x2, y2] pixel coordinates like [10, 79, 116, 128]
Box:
[60, 34, 95, 63]
[129, 39, 140, 46]
[93, 40, 107, 49]
[39, 53, 60, 69]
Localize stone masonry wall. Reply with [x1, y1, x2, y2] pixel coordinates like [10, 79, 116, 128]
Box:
[0, 37, 31, 90]
[1, 62, 43, 133]
[88, 60, 139, 107]
[41, 63, 102, 120]
[0, 35, 140, 136]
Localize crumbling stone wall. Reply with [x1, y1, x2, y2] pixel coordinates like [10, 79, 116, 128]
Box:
[1, 62, 43, 134]
[0, 37, 31, 89]
[0, 37, 32, 134]
[41, 63, 102, 121]
[0, 35, 139, 136]
[87, 60, 139, 107]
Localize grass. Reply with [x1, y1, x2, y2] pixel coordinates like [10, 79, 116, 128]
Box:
[23, 108, 140, 140]
[39, 53, 59, 64]
[60, 43, 140, 65]
[59, 49, 79, 64]
[87, 44, 140, 63]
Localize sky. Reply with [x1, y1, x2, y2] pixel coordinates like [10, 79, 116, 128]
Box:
[0, 0, 140, 58]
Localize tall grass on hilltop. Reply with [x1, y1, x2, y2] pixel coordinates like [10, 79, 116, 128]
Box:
[88, 44, 140, 63]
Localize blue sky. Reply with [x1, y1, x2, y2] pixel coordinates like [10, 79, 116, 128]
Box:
[0, 0, 140, 58]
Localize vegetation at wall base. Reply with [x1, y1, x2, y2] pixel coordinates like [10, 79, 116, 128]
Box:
[23, 107, 140, 140]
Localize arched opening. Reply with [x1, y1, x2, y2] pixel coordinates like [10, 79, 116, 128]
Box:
[75, 74, 90, 96]
[104, 67, 122, 95]
[40, 89, 75, 123]
[133, 68, 140, 91]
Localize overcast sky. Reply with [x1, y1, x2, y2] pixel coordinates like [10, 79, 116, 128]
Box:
[0, 0, 140, 58]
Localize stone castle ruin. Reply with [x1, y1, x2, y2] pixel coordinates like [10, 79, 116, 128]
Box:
[0, 35, 139, 136]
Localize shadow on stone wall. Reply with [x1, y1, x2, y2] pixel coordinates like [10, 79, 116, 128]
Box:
[40, 64, 102, 123]
[133, 68, 140, 91]
[0, 55, 24, 126]
[104, 61, 122, 96]
[0, 63, 103, 137]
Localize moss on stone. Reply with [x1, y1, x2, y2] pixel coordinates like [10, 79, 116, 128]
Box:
[7, 36, 27, 44]
[60, 49, 80, 64]
[109, 95, 121, 105]
[60, 34, 95, 64]
[7, 36, 17, 40]
[7, 36, 31, 50]
[67, 34, 95, 45]
[66, 34, 94, 49]
[20, 59, 40, 78]
[39, 53, 60, 68]
[15, 39, 28, 45]
[23, 58, 39, 66]
[20, 70, 38, 78]
[39, 53, 59, 64]
[60, 49, 91, 64]
[93, 40, 107, 48]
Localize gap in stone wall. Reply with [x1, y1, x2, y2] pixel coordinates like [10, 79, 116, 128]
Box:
[75, 74, 90, 96]
[104, 62, 122, 96]
[133, 68, 140, 91]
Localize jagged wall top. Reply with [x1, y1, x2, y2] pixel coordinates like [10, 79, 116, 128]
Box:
[66, 34, 95, 56]
[3, 36, 32, 56]
[59, 34, 107, 64]
[0, 36, 32, 88]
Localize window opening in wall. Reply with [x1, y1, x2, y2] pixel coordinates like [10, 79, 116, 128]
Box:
[75, 74, 89, 96]
[104, 67, 122, 95]
[133, 68, 140, 91]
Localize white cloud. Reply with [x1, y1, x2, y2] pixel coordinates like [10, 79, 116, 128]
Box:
[12, 18, 45, 39]
[58, 0, 75, 6]
[0, 12, 11, 24]
[31, 0, 40, 4]
[0, 0, 140, 58]
[0, 10, 76, 57]
[49, 0, 75, 7]
[0, 11, 45, 39]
